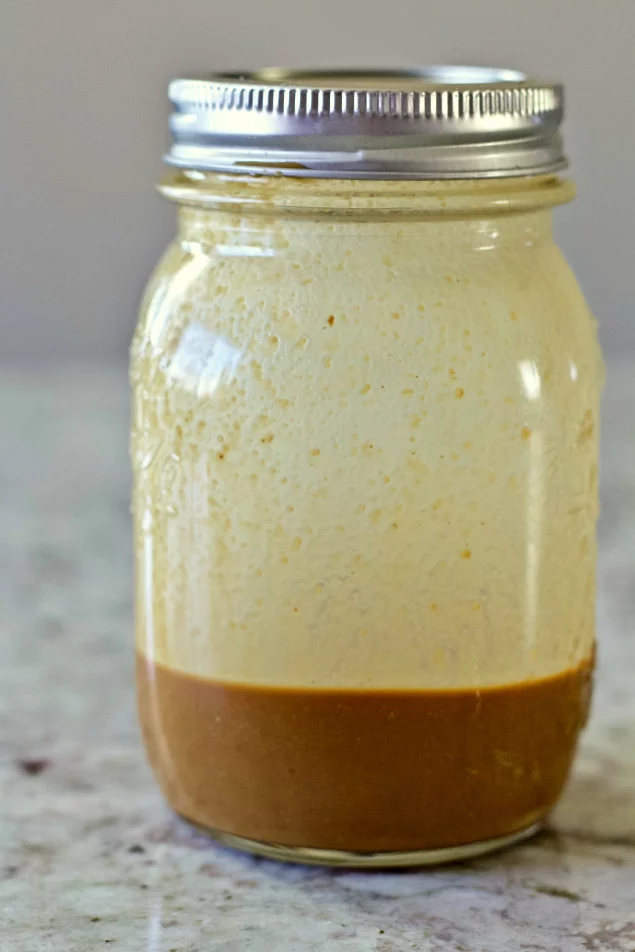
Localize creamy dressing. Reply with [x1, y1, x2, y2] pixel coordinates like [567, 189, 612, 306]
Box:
[131, 176, 601, 689]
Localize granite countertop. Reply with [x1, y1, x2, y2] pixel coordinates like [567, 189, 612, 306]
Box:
[1, 364, 634, 952]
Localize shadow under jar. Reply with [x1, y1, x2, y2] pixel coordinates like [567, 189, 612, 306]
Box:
[132, 68, 602, 866]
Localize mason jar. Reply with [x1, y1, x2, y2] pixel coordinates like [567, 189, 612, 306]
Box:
[132, 69, 602, 866]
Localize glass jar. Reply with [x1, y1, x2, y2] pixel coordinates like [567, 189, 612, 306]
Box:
[132, 69, 602, 866]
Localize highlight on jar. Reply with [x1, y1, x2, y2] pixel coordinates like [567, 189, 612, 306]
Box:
[131, 68, 603, 867]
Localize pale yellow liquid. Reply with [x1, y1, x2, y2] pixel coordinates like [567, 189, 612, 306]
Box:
[131, 176, 602, 689]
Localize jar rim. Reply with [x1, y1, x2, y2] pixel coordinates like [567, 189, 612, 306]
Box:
[160, 171, 575, 219]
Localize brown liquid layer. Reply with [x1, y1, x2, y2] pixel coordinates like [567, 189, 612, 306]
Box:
[137, 653, 593, 853]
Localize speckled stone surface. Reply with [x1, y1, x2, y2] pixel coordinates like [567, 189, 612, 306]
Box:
[1, 364, 633, 952]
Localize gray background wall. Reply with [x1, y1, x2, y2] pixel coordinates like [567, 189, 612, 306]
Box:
[3, 0, 634, 359]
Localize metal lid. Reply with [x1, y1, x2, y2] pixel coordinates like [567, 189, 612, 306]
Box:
[166, 67, 566, 180]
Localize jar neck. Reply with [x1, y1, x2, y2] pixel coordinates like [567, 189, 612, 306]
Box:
[164, 173, 569, 256]
[159, 170, 575, 221]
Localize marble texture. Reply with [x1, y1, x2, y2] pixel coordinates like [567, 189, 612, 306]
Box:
[0, 364, 633, 952]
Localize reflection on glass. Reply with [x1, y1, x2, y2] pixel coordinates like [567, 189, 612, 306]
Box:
[146, 255, 210, 350]
[519, 359, 541, 402]
[524, 432, 544, 654]
[167, 323, 243, 398]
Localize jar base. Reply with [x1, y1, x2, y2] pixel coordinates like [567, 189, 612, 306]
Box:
[178, 815, 542, 868]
